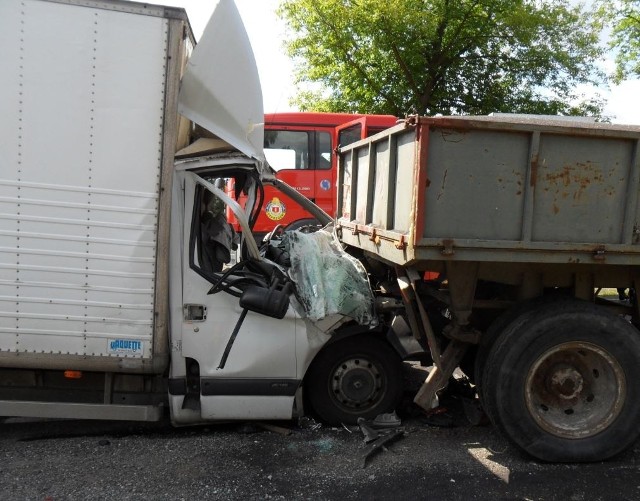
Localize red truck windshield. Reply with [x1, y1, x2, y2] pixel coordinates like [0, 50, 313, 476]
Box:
[264, 130, 331, 172]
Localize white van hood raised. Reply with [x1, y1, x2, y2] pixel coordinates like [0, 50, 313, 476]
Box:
[178, 0, 265, 166]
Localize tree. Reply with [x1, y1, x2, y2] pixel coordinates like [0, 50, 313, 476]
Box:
[599, 0, 640, 82]
[278, 0, 606, 117]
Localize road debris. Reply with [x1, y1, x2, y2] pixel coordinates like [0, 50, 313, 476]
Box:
[421, 406, 454, 428]
[358, 412, 405, 468]
[371, 412, 402, 429]
[360, 429, 405, 468]
[298, 416, 323, 431]
[256, 422, 293, 436]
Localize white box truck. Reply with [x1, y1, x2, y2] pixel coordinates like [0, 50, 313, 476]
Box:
[0, 0, 409, 427]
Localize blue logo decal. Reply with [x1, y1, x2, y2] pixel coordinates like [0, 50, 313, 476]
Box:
[320, 179, 331, 191]
[108, 339, 143, 354]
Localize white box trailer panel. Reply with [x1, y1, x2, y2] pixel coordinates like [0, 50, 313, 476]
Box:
[0, 0, 172, 361]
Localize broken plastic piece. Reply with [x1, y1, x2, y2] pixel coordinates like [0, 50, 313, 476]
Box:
[357, 412, 402, 436]
[357, 417, 380, 443]
[298, 416, 322, 431]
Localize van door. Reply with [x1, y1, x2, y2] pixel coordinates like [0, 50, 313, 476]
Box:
[169, 0, 304, 423]
[172, 169, 301, 422]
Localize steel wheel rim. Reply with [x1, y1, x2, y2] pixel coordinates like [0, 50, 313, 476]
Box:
[525, 341, 626, 439]
[330, 357, 383, 412]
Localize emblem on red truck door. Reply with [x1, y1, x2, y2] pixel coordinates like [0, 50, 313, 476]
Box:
[266, 197, 286, 220]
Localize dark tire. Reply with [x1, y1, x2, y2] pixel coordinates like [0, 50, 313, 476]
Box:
[304, 335, 403, 425]
[474, 295, 575, 391]
[483, 300, 640, 462]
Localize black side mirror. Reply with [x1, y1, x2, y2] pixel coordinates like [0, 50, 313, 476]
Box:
[239, 284, 290, 319]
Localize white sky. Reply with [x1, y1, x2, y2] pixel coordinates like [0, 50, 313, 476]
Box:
[149, 0, 639, 124]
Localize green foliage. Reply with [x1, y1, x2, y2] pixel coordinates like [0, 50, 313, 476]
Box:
[278, 0, 606, 117]
[598, 0, 640, 82]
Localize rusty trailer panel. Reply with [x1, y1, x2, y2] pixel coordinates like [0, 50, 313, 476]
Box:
[337, 116, 640, 266]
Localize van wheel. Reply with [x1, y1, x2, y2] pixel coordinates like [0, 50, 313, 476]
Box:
[482, 300, 640, 462]
[304, 335, 403, 425]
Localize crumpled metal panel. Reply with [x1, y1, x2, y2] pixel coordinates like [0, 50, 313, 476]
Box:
[178, 0, 265, 167]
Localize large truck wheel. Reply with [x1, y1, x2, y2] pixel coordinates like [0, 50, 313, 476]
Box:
[304, 335, 403, 425]
[475, 295, 575, 390]
[482, 300, 640, 462]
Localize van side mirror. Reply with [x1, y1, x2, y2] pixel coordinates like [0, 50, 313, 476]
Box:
[239, 284, 290, 319]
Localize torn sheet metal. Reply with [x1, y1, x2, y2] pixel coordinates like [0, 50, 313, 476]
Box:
[178, 0, 265, 167]
[284, 226, 377, 325]
[360, 428, 405, 468]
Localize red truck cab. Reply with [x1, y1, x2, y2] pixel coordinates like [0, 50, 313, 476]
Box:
[229, 112, 397, 240]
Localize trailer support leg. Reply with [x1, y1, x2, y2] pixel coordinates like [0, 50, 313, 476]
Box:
[413, 340, 469, 411]
[397, 267, 442, 371]
[443, 262, 481, 344]
[397, 264, 474, 410]
[574, 272, 594, 301]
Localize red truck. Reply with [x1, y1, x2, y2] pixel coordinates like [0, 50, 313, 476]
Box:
[228, 112, 397, 239]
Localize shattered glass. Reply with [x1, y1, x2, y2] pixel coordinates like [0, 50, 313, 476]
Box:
[283, 226, 377, 325]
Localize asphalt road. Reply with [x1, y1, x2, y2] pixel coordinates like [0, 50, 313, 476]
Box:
[1, 368, 639, 500]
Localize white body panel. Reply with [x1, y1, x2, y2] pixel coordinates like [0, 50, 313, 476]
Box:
[178, 0, 265, 166]
[0, 0, 172, 364]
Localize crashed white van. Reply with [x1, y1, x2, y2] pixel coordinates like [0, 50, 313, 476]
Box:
[0, 0, 407, 426]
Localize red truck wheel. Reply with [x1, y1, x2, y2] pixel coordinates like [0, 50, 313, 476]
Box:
[482, 300, 640, 462]
[304, 334, 403, 425]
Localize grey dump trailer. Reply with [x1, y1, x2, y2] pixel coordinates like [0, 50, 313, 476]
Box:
[337, 115, 640, 462]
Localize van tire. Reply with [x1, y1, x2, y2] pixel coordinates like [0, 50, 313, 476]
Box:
[304, 335, 403, 425]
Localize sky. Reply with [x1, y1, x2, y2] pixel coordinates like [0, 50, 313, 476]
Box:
[149, 0, 639, 124]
